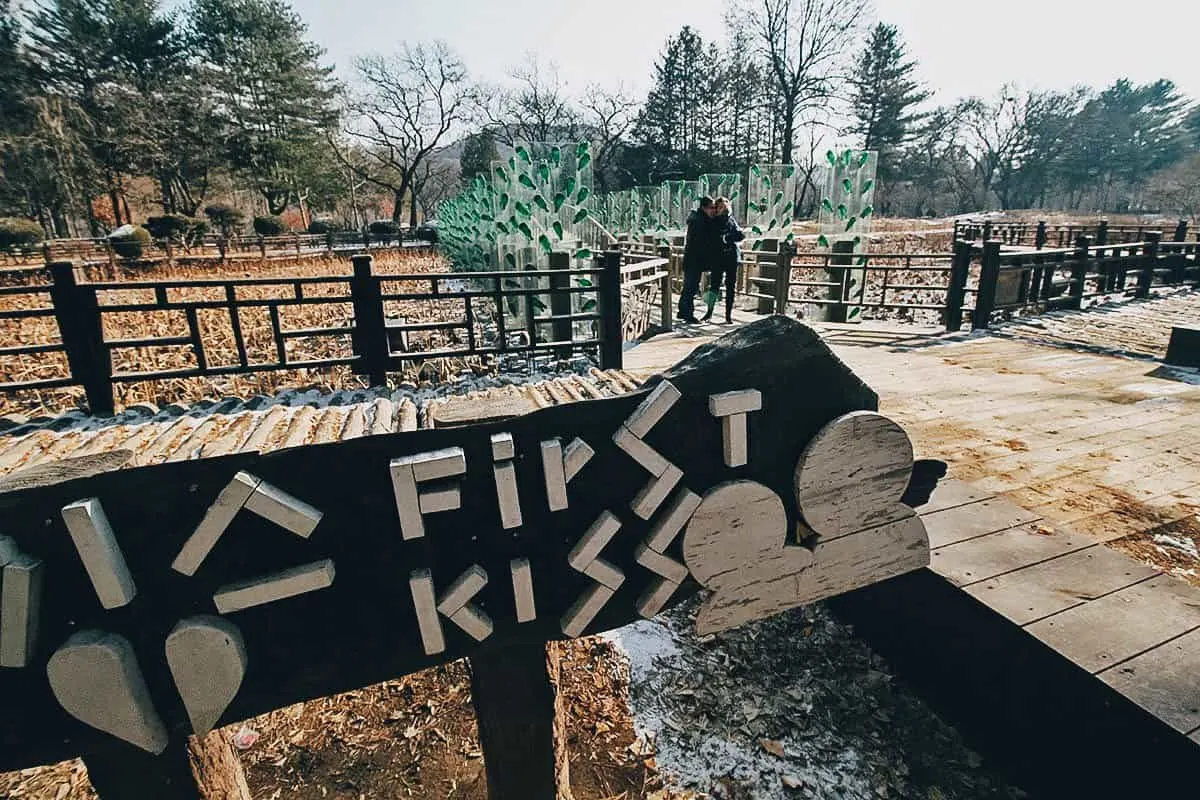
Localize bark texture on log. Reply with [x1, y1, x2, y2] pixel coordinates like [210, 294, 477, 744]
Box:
[187, 730, 252, 800]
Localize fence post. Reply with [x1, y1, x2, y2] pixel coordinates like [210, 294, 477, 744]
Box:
[774, 240, 796, 315]
[1174, 220, 1189, 243]
[1034, 221, 1047, 250]
[1096, 219, 1109, 247]
[1136, 232, 1161, 299]
[825, 240, 854, 322]
[257, 235, 266, 258]
[349, 254, 389, 387]
[597, 250, 623, 370]
[217, 236, 228, 263]
[48, 261, 114, 415]
[755, 238, 779, 315]
[972, 241, 1001, 331]
[657, 244, 673, 331]
[41, 242, 52, 264]
[982, 220, 993, 242]
[293, 232, 301, 256]
[547, 250, 573, 360]
[326, 231, 335, 253]
[945, 241, 972, 332]
[1068, 236, 1092, 310]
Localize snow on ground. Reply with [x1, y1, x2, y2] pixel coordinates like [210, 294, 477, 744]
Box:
[606, 597, 1028, 800]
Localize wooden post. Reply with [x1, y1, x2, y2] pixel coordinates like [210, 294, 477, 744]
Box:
[349, 254, 389, 386]
[48, 261, 114, 416]
[972, 241, 1001, 331]
[1174, 220, 1189, 243]
[1068, 236, 1092, 310]
[755, 238, 779, 316]
[1034, 221, 1047, 250]
[945, 241, 972, 332]
[657, 244, 673, 331]
[325, 231, 335, 253]
[982, 220, 993, 242]
[82, 731, 251, 800]
[825, 240, 854, 322]
[257, 235, 266, 259]
[597, 250, 623, 370]
[217, 236, 227, 263]
[469, 641, 572, 800]
[1136, 231, 1161, 299]
[293, 233, 301, 256]
[773, 240, 795, 315]
[548, 250, 573, 360]
[1096, 219, 1109, 247]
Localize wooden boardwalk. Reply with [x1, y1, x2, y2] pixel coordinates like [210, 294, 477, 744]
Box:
[920, 482, 1200, 739]
[626, 297, 1200, 795]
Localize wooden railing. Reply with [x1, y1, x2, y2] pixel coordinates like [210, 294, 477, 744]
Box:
[954, 218, 1193, 250]
[0, 251, 660, 415]
[616, 233, 1200, 334]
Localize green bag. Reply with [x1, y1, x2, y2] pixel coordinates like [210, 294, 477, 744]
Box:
[703, 289, 719, 315]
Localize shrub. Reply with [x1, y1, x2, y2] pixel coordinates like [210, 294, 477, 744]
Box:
[203, 204, 245, 236]
[0, 217, 45, 252]
[145, 214, 208, 245]
[253, 215, 287, 236]
[307, 219, 343, 235]
[368, 219, 399, 242]
[107, 224, 152, 260]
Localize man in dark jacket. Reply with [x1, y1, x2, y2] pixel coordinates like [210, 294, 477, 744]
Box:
[677, 196, 719, 323]
[702, 196, 746, 323]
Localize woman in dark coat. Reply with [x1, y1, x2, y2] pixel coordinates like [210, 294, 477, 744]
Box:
[702, 197, 746, 323]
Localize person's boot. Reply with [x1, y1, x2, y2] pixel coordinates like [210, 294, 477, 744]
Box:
[702, 290, 717, 321]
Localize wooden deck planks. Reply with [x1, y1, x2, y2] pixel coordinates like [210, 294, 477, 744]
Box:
[1025, 575, 1200, 673]
[916, 479, 991, 515]
[931, 523, 1094, 588]
[1097, 627, 1200, 734]
[921, 496, 1042, 548]
[964, 544, 1160, 625]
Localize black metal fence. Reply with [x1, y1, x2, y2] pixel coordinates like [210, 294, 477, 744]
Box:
[0, 252, 631, 415]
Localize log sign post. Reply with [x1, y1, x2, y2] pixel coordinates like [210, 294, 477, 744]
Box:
[0, 317, 941, 799]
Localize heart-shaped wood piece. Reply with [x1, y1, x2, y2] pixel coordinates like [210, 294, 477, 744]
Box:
[47, 630, 168, 754]
[682, 480, 815, 635]
[166, 616, 247, 735]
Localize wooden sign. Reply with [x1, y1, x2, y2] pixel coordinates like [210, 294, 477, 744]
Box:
[0, 317, 941, 785]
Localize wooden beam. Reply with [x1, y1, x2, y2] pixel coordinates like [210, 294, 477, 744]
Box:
[469, 641, 572, 800]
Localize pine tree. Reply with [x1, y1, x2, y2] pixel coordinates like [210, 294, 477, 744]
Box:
[189, 0, 339, 214]
[25, 0, 185, 227]
[460, 129, 499, 187]
[633, 26, 716, 178]
[849, 23, 930, 191]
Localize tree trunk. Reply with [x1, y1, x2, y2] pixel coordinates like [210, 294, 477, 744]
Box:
[187, 729, 253, 800]
[780, 104, 796, 165]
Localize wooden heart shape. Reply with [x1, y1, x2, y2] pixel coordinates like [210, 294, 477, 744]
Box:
[166, 616, 247, 735]
[47, 630, 168, 754]
[682, 480, 815, 635]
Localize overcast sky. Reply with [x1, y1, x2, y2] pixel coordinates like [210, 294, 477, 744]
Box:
[291, 0, 1200, 105]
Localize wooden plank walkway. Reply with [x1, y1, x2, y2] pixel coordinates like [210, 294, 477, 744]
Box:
[919, 482, 1200, 742]
[626, 301, 1200, 796]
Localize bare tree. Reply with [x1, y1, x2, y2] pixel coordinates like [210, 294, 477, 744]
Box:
[342, 42, 476, 226]
[412, 157, 460, 220]
[484, 54, 580, 146]
[734, 0, 869, 164]
[579, 83, 638, 191]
